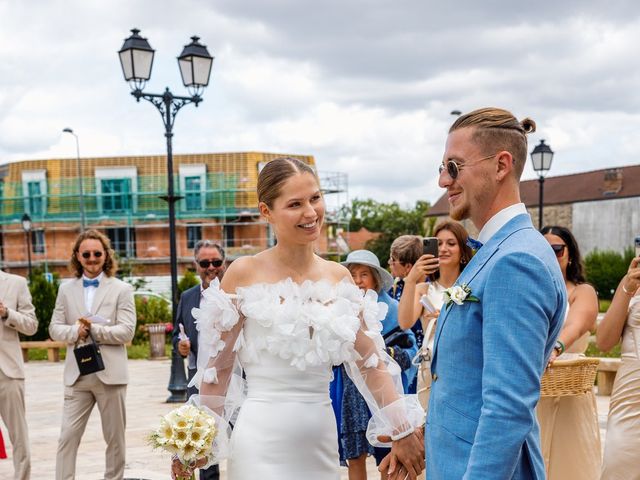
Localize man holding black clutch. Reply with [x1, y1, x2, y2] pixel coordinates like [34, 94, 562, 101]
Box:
[49, 230, 136, 480]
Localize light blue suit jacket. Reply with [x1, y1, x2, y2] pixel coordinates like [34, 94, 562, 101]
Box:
[426, 213, 566, 479]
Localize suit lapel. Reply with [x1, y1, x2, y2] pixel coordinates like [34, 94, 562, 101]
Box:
[189, 287, 201, 352]
[431, 214, 534, 362]
[90, 276, 113, 314]
[71, 278, 87, 318]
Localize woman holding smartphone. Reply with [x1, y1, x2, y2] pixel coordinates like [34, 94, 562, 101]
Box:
[397, 221, 473, 408]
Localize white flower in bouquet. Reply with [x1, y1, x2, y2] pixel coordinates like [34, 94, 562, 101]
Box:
[149, 404, 217, 480]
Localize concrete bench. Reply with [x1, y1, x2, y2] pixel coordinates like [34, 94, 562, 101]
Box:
[596, 357, 622, 396]
[20, 340, 66, 362]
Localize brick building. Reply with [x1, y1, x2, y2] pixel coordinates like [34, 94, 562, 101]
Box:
[0, 152, 348, 284]
[426, 165, 640, 254]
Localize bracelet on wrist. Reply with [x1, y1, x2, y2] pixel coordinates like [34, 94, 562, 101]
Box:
[390, 427, 415, 441]
[622, 283, 635, 297]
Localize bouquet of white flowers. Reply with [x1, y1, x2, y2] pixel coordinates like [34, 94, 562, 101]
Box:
[149, 404, 217, 480]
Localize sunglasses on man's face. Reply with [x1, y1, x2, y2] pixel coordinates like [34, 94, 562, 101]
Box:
[550, 244, 566, 258]
[438, 153, 498, 180]
[81, 250, 103, 259]
[198, 259, 224, 269]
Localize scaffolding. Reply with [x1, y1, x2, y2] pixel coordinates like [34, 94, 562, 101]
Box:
[0, 153, 349, 271]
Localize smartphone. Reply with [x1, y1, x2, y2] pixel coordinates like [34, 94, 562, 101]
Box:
[635, 235, 640, 257]
[423, 237, 439, 257]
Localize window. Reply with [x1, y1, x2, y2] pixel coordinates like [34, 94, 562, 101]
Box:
[101, 178, 132, 213]
[32, 230, 45, 254]
[179, 164, 206, 212]
[186, 224, 202, 249]
[95, 166, 137, 215]
[105, 227, 136, 258]
[223, 224, 235, 248]
[21, 170, 47, 217]
[184, 176, 202, 211]
[27, 182, 44, 215]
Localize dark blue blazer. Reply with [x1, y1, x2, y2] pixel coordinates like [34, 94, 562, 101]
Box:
[171, 284, 202, 372]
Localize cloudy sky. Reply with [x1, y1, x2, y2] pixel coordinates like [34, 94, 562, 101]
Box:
[1, 1, 640, 206]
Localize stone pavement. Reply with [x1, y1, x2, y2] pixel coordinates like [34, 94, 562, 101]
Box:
[0, 359, 611, 479]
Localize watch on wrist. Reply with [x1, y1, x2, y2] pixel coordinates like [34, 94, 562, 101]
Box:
[554, 339, 565, 355]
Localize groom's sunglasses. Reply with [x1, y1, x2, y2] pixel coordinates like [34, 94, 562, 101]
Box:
[198, 259, 224, 269]
[550, 244, 566, 258]
[438, 153, 498, 180]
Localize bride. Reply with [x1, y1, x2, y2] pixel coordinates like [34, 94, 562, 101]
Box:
[172, 157, 425, 479]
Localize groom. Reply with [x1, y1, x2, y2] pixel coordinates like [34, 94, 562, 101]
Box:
[425, 108, 566, 479]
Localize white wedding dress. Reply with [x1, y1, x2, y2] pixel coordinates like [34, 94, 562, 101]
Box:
[189, 278, 424, 479]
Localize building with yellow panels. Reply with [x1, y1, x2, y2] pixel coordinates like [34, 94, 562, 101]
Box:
[0, 152, 348, 281]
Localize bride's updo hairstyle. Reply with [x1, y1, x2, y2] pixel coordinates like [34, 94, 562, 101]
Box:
[257, 157, 319, 208]
[449, 107, 536, 179]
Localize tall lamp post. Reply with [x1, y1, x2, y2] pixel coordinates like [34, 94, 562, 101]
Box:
[530, 139, 554, 230]
[118, 28, 214, 403]
[21, 213, 32, 281]
[62, 128, 86, 232]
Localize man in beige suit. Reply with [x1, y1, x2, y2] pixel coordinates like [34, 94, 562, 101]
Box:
[49, 230, 136, 480]
[0, 269, 37, 480]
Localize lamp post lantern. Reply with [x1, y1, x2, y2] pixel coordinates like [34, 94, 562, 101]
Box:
[21, 213, 32, 281]
[530, 139, 554, 230]
[118, 28, 214, 403]
[62, 128, 86, 232]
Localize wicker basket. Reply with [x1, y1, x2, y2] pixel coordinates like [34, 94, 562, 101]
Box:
[540, 357, 600, 397]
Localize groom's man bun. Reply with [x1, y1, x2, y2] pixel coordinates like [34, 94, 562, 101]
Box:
[449, 107, 536, 179]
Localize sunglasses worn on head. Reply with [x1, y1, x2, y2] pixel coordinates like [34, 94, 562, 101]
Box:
[81, 250, 103, 259]
[550, 244, 566, 257]
[438, 153, 498, 180]
[198, 259, 224, 269]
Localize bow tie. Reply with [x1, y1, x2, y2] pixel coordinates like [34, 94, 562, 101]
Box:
[466, 237, 483, 251]
[83, 278, 99, 288]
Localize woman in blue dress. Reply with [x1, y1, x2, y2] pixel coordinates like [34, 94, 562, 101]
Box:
[330, 250, 418, 479]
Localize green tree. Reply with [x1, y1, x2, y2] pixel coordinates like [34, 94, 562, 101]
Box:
[585, 248, 635, 300]
[178, 270, 200, 300]
[133, 295, 172, 344]
[27, 268, 60, 340]
[341, 198, 431, 265]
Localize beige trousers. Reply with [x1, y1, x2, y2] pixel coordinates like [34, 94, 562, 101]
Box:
[55, 374, 127, 480]
[0, 369, 31, 480]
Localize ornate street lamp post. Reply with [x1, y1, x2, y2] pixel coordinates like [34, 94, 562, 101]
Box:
[21, 213, 32, 282]
[62, 128, 86, 232]
[530, 139, 554, 230]
[118, 28, 214, 403]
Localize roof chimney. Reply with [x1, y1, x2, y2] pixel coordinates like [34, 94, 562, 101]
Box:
[603, 168, 623, 196]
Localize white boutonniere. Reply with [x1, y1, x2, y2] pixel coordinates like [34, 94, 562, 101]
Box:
[443, 283, 479, 308]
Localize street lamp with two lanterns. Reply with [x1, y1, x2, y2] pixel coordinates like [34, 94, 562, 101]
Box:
[118, 28, 214, 402]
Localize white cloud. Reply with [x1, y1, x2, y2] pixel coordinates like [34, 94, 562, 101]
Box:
[1, 1, 640, 207]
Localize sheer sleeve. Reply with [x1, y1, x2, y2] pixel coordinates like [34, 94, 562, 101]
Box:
[187, 278, 246, 465]
[341, 285, 425, 447]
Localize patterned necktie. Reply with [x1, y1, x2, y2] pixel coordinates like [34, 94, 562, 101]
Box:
[83, 278, 99, 288]
[466, 237, 483, 251]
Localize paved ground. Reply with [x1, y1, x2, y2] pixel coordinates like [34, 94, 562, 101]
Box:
[0, 359, 611, 479]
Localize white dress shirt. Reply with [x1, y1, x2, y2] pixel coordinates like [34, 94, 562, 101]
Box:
[82, 272, 104, 313]
[477, 203, 528, 245]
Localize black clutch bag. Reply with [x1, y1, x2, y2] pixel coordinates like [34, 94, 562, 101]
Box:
[383, 326, 415, 349]
[74, 331, 105, 376]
